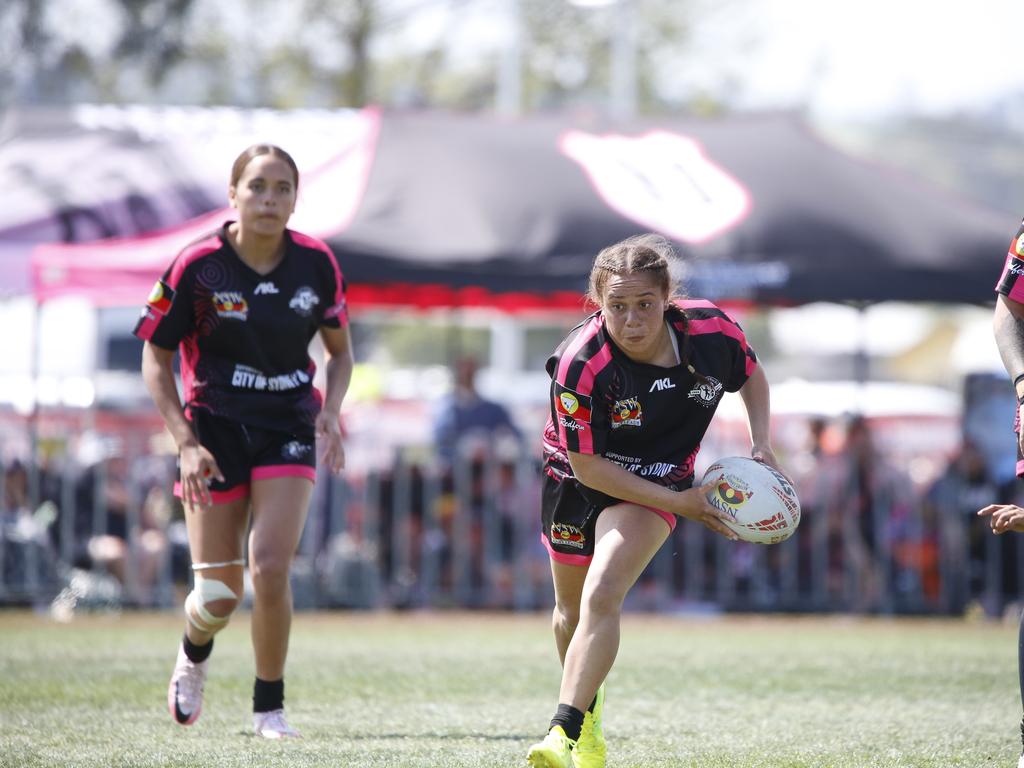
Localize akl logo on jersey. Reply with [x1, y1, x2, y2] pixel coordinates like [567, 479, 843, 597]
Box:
[610, 397, 642, 428]
[649, 377, 675, 392]
[254, 281, 279, 295]
[688, 375, 723, 407]
[146, 280, 175, 315]
[213, 291, 248, 320]
[554, 384, 592, 424]
[551, 523, 586, 549]
[289, 286, 320, 316]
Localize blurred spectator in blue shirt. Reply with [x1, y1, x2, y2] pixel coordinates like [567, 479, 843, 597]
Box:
[432, 356, 521, 466]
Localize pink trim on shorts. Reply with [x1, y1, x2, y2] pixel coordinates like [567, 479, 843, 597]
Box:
[252, 465, 317, 482]
[639, 504, 677, 531]
[1017, 459, 1024, 479]
[173, 481, 250, 504]
[541, 532, 592, 566]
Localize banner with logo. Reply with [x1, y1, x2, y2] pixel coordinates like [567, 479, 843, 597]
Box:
[5, 107, 1011, 307]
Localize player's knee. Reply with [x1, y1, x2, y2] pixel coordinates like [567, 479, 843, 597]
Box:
[553, 601, 581, 632]
[185, 578, 240, 635]
[583, 581, 625, 618]
[249, 551, 291, 596]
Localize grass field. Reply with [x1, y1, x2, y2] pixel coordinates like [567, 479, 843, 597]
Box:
[0, 610, 1020, 767]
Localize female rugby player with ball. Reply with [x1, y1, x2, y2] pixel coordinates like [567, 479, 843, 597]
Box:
[527, 233, 784, 768]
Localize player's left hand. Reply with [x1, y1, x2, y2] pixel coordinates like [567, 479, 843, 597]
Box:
[978, 503, 1024, 534]
[751, 443, 781, 472]
[315, 410, 345, 474]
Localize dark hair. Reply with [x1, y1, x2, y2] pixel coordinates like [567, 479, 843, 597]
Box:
[586, 233, 680, 307]
[588, 233, 708, 381]
[229, 144, 300, 190]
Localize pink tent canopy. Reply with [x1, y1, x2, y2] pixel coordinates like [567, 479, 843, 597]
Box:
[30, 109, 380, 305]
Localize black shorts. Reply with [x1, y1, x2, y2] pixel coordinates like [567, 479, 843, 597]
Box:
[540, 471, 685, 565]
[174, 408, 317, 503]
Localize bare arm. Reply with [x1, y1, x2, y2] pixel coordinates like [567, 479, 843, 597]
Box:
[568, 451, 736, 539]
[141, 342, 195, 450]
[315, 324, 355, 473]
[738, 364, 781, 471]
[141, 341, 222, 507]
[994, 295, 1024, 393]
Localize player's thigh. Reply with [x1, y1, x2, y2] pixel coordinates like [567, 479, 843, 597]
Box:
[551, 559, 588, 610]
[184, 497, 250, 564]
[585, 503, 671, 602]
[249, 476, 314, 562]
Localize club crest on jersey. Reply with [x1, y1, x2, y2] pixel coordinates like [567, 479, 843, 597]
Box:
[555, 384, 592, 423]
[551, 523, 586, 549]
[611, 397, 642, 428]
[146, 280, 175, 315]
[688, 375, 722, 407]
[1016, 234, 1024, 257]
[213, 291, 248, 320]
[289, 286, 320, 316]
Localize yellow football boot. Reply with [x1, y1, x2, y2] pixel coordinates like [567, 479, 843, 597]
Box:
[527, 725, 575, 768]
[572, 684, 606, 768]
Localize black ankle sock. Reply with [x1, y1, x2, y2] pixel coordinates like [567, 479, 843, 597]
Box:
[182, 633, 213, 664]
[550, 704, 585, 742]
[588, 695, 597, 713]
[253, 677, 285, 713]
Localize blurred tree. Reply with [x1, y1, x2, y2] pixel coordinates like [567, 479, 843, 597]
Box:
[0, 0, 729, 114]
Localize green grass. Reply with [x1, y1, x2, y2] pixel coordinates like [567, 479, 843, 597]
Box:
[0, 610, 1019, 767]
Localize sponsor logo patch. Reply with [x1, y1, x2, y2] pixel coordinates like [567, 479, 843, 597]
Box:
[551, 523, 586, 549]
[610, 397, 642, 428]
[213, 291, 249, 320]
[554, 384, 592, 423]
[146, 280, 175, 315]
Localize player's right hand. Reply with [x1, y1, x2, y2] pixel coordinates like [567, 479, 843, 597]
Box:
[673, 480, 738, 541]
[978, 503, 1024, 534]
[179, 444, 225, 510]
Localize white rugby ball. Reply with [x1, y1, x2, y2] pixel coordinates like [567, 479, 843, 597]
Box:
[701, 457, 801, 544]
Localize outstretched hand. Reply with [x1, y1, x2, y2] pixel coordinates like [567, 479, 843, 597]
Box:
[978, 503, 1024, 534]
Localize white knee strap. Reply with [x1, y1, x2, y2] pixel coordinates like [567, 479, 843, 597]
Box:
[185, 578, 239, 634]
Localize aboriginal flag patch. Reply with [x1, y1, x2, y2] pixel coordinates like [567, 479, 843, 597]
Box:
[146, 280, 175, 315]
[554, 383, 592, 423]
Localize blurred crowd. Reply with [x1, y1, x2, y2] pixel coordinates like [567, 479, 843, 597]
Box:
[2, 367, 1022, 619]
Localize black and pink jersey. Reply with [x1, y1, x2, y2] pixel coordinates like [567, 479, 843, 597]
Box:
[133, 223, 348, 431]
[996, 218, 1024, 303]
[542, 300, 757, 490]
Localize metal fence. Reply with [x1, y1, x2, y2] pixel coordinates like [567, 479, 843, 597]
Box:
[2, 447, 1022, 619]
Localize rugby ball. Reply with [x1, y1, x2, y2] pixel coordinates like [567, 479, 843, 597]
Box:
[701, 457, 801, 544]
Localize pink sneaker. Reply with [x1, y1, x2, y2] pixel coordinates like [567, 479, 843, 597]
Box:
[167, 644, 208, 726]
[253, 708, 301, 739]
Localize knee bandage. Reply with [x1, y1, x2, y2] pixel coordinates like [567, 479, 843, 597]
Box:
[185, 561, 243, 634]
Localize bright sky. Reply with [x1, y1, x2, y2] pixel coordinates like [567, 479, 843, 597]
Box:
[681, 0, 1024, 119]
[33, 0, 1024, 120]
